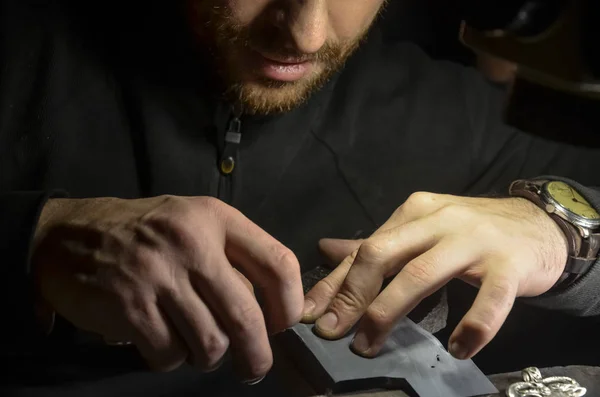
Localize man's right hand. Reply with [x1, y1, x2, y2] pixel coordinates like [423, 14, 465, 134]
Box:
[32, 196, 303, 382]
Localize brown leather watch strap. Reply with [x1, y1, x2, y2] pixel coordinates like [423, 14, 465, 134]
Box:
[509, 179, 600, 276]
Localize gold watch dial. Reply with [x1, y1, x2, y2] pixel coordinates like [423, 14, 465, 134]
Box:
[546, 181, 600, 220]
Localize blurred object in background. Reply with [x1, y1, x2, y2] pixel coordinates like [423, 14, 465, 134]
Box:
[380, 0, 600, 147]
[460, 0, 600, 146]
[380, 0, 514, 83]
[476, 54, 517, 85]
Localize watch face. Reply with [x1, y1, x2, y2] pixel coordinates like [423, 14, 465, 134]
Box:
[545, 181, 600, 221]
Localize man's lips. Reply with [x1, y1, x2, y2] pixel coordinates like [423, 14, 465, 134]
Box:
[261, 53, 311, 65]
[254, 51, 314, 82]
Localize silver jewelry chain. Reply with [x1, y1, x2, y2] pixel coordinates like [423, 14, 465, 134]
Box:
[507, 367, 587, 397]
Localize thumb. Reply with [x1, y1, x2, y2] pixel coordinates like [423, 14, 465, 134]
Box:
[318, 238, 364, 268]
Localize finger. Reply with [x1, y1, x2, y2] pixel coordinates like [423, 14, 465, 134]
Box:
[314, 218, 442, 340]
[302, 249, 357, 322]
[351, 238, 478, 357]
[234, 268, 254, 294]
[223, 210, 304, 333]
[448, 271, 518, 360]
[124, 296, 188, 372]
[315, 193, 448, 268]
[318, 238, 363, 267]
[159, 280, 230, 372]
[303, 194, 447, 323]
[304, 193, 452, 322]
[190, 256, 273, 383]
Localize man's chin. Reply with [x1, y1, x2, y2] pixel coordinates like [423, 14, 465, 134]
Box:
[222, 60, 340, 115]
[229, 80, 317, 115]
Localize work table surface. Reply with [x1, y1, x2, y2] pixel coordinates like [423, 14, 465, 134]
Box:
[273, 342, 600, 397]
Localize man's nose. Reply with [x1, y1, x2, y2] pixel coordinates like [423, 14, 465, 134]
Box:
[287, 0, 328, 54]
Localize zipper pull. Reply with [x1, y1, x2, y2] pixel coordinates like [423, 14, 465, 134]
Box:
[225, 104, 243, 144]
[225, 116, 242, 145]
[220, 106, 243, 175]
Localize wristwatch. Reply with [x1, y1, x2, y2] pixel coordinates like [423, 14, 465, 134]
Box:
[509, 179, 600, 279]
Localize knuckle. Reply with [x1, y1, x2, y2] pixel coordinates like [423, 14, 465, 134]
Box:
[402, 260, 435, 288]
[202, 333, 229, 369]
[197, 196, 228, 218]
[197, 195, 224, 209]
[121, 294, 154, 327]
[276, 246, 299, 270]
[118, 294, 188, 372]
[141, 200, 200, 245]
[161, 194, 189, 208]
[405, 192, 437, 209]
[356, 241, 386, 263]
[332, 283, 368, 313]
[315, 277, 339, 298]
[229, 303, 265, 339]
[364, 305, 395, 331]
[267, 246, 300, 284]
[158, 195, 195, 219]
[142, 214, 193, 247]
[234, 269, 255, 293]
[147, 214, 189, 241]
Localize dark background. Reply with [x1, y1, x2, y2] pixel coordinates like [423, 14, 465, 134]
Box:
[380, 0, 474, 65]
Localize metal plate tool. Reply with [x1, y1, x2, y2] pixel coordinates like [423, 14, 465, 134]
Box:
[282, 266, 498, 397]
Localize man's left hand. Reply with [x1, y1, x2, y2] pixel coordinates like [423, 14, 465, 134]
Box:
[302, 192, 568, 360]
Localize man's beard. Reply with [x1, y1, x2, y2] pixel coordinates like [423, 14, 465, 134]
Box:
[189, 1, 369, 115]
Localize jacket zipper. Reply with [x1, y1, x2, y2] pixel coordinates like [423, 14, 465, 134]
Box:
[217, 106, 243, 203]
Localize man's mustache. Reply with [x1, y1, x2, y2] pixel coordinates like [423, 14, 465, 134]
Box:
[250, 41, 344, 64]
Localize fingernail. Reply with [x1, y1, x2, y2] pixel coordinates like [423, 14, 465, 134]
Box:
[204, 355, 226, 373]
[316, 312, 338, 333]
[272, 326, 293, 336]
[449, 341, 469, 360]
[302, 299, 316, 319]
[351, 332, 371, 355]
[243, 375, 266, 386]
